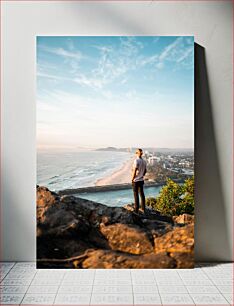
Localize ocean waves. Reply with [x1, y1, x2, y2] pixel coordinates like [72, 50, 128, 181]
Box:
[37, 150, 132, 191]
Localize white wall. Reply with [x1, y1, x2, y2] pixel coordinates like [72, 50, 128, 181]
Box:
[1, 1, 233, 261]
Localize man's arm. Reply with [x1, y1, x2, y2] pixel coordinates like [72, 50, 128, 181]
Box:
[132, 167, 137, 182]
[132, 159, 138, 182]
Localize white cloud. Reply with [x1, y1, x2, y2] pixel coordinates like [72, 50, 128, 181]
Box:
[38, 44, 82, 74]
[138, 37, 193, 70]
[38, 37, 193, 93]
[156, 37, 193, 70]
[92, 45, 113, 53]
[78, 37, 145, 90]
[74, 74, 104, 89]
[159, 37, 183, 62]
[119, 36, 144, 56]
[37, 72, 68, 81]
[156, 62, 164, 69]
[176, 46, 193, 63]
[55, 48, 81, 60]
[139, 54, 158, 66]
[39, 45, 82, 60]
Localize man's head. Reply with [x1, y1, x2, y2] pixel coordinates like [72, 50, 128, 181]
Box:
[135, 148, 143, 157]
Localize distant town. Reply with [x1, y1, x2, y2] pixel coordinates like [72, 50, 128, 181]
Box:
[144, 150, 194, 183]
[96, 147, 194, 183]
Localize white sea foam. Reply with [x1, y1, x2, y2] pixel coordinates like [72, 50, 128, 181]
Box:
[37, 150, 132, 191]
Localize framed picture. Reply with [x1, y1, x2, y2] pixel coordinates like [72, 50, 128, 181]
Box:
[37, 36, 194, 269]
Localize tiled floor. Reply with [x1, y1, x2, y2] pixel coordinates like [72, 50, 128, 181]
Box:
[0, 262, 233, 305]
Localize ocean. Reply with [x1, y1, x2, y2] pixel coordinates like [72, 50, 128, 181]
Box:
[37, 150, 132, 191]
[37, 150, 163, 206]
[76, 185, 162, 207]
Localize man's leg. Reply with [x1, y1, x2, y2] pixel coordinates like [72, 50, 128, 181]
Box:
[139, 181, 146, 213]
[132, 182, 139, 213]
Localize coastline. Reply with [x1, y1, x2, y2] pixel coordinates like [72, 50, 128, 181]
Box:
[95, 157, 135, 186]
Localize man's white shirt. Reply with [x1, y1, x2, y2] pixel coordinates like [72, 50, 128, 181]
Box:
[132, 157, 146, 182]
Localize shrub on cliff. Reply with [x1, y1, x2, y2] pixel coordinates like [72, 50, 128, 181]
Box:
[146, 177, 194, 216]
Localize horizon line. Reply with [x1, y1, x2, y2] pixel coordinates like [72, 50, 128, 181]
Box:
[37, 145, 194, 150]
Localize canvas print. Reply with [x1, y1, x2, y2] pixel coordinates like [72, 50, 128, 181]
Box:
[37, 36, 194, 269]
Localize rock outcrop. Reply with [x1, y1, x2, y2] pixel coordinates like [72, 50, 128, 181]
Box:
[37, 186, 194, 269]
[173, 213, 194, 224]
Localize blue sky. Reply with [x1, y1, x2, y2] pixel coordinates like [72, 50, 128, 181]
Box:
[37, 36, 194, 149]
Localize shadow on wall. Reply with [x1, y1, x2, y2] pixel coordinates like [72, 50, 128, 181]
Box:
[195, 43, 231, 262]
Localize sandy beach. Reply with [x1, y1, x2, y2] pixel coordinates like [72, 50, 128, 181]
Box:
[95, 157, 135, 186]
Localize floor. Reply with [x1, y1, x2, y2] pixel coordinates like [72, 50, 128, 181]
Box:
[0, 262, 233, 305]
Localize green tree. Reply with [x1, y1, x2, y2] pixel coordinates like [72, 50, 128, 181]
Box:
[146, 177, 194, 216]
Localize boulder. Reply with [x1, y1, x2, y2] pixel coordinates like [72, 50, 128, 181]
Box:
[154, 224, 194, 254]
[100, 223, 154, 254]
[37, 186, 194, 269]
[81, 250, 176, 269]
[170, 252, 194, 268]
[37, 186, 59, 223]
[173, 214, 194, 224]
[37, 186, 59, 207]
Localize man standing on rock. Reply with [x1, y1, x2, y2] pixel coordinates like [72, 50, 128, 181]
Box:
[132, 148, 147, 214]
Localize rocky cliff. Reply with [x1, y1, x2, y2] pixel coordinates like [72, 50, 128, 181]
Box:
[37, 186, 194, 269]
